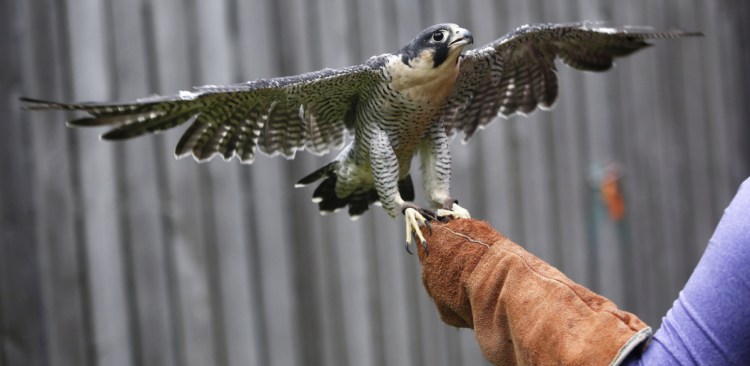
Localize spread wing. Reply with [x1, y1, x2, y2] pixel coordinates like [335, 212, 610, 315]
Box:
[442, 22, 701, 140]
[21, 55, 388, 163]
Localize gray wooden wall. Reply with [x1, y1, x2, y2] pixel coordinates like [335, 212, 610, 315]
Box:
[2, 0, 749, 365]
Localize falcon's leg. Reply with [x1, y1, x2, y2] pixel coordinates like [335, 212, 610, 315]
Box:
[370, 129, 434, 252]
[419, 121, 472, 221]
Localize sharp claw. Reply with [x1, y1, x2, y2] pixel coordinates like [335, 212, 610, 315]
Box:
[424, 219, 432, 236]
[411, 230, 421, 253]
[405, 226, 415, 254]
[421, 237, 429, 255]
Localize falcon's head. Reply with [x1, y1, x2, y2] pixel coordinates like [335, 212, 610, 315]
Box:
[399, 24, 473, 69]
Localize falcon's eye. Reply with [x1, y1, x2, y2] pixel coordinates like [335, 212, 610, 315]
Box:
[432, 31, 445, 42]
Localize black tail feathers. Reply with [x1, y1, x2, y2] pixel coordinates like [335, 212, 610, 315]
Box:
[295, 162, 336, 188]
[296, 163, 414, 218]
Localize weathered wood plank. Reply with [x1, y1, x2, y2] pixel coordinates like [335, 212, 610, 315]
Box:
[230, 2, 279, 365]
[512, 0, 559, 266]
[0, 2, 47, 365]
[106, 0, 177, 365]
[286, 1, 353, 365]
[237, 1, 310, 365]
[464, 0, 506, 233]
[527, 0, 567, 275]
[234, 3, 314, 365]
[576, 0, 625, 305]
[650, 0, 699, 303]
[669, 0, 713, 264]
[17, 1, 93, 364]
[701, 2, 740, 214]
[728, 1, 750, 183]
[192, 0, 263, 365]
[149, 0, 217, 364]
[308, 218, 348, 366]
[245, 158, 302, 366]
[708, 1, 750, 204]
[343, 2, 400, 365]
[615, 0, 693, 323]
[233, 0, 310, 364]
[543, 0, 590, 286]
[639, 0, 689, 321]
[314, 1, 384, 365]
[613, 0, 666, 324]
[64, 0, 135, 364]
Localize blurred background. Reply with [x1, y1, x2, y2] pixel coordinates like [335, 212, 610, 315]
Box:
[2, 0, 749, 365]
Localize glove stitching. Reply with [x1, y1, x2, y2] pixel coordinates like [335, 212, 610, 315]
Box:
[439, 226, 491, 248]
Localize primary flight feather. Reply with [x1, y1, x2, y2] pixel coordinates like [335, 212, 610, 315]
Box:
[21, 22, 700, 251]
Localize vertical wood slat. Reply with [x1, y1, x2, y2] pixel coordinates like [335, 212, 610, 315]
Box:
[289, 1, 337, 364]
[288, 1, 354, 365]
[193, 1, 262, 366]
[660, 1, 701, 284]
[732, 1, 750, 183]
[65, 0, 136, 365]
[310, 1, 383, 365]
[106, 0, 177, 365]
[15, 0, 92, 364]
[543, 0, 590, 287]
[649, 0, 696, 307]
[675, 1, 718, 263]
[705, 0, 750, 209]
[0, 1, 47, 365]
[611, 0, 660, 325]
[576, 0, 624, 305]
[704, 3, 743, 205]
[150, 0, 216, 365]
[231, 1, 279, 365]
[3, 1, 750, 365]
[241, 1, 305, 365]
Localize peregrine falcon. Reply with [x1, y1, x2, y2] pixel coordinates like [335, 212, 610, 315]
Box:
[21, 22, 700, 251]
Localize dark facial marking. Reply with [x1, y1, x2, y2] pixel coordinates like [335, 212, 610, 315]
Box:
[431, 39, 449, 68]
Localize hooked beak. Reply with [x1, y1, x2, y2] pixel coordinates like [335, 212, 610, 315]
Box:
[449, 28, 474, 47]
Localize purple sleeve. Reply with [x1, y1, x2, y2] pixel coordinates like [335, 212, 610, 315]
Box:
[625, 177, 750, 365]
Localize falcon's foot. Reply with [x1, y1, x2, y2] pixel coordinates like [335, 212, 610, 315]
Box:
[402, 204, 436, 254]
[436, 203, 471, 220]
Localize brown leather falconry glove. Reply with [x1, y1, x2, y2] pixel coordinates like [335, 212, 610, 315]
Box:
[417, 219, 652, 366]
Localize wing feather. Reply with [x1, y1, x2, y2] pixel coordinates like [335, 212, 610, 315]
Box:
[444, 22, 701, 141]
[21, 56, 387, 163]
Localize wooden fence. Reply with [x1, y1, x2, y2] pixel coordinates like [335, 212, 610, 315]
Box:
[2, 0, 749, 365]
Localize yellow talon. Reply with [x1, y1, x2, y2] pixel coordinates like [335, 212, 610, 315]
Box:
[404, 207, 428, 251]
[436, 203, 471, 220]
